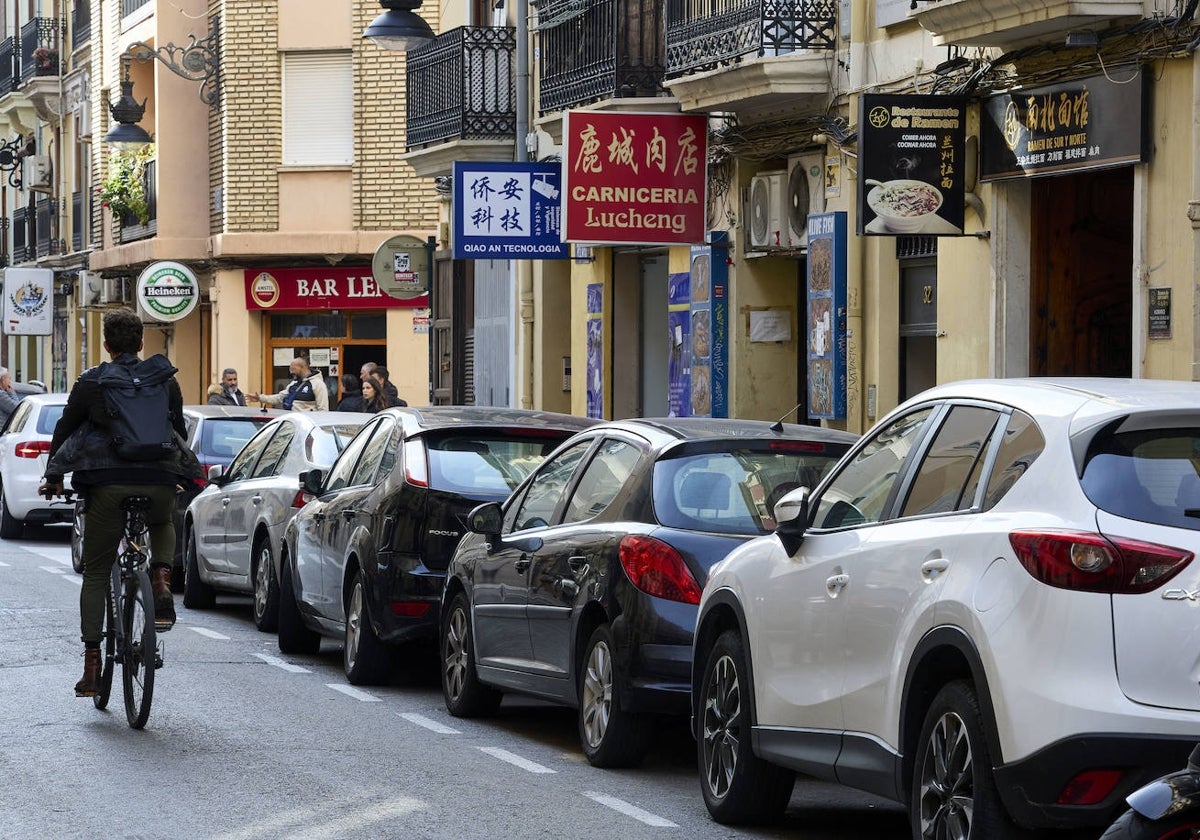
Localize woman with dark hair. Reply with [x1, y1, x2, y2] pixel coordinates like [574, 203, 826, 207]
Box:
[361, 376, 390, 413]
[336, 373, 363, 412]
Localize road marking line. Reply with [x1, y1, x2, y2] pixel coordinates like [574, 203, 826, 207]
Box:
[189, 627, 230, 640]
[326, 683, 381, 702]
[40, 565, 68, 575]
[398, 712, 460, 735]
[582, 792, 678, 827]
[0, 560, 9, 566]
[478, 746, 555, 774]
[253, 652, 312, 673]
[24, 546, 69, 563]
[61, 575, 81, 587]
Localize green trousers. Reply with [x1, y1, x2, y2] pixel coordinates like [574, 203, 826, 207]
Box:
[79, 484, 177, 645]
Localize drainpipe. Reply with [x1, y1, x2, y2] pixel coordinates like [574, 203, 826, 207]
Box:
[1192, 51, 1200, 381]
[844, 0, 867, 434]
[516, 0, 534, 409]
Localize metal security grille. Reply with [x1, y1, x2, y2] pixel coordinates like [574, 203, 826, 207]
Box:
[473, 260, 512, 407]
[896, 235, 938, 260]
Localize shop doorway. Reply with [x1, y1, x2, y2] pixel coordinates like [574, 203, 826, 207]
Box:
[1030, 167, 1133, 376]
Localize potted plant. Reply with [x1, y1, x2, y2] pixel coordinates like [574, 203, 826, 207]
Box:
[98, 144, 154, 225]
[32, 47, 58, 74]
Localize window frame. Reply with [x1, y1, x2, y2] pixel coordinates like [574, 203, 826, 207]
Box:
[281, 51, 354, 166]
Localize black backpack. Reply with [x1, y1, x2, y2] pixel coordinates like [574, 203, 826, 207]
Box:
[97, 356, 179, 461]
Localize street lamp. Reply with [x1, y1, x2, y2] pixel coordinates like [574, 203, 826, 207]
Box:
[103, 59, 152, 151]
[363, 0, 435, 51]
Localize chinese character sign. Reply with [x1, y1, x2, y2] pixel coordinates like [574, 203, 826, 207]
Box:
[806, 213, 847, 420]
[564, 111, 708, 245]
[453, 162, 568, 260]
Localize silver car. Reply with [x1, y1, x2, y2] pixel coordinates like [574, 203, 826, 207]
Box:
[0, 393, 71, 539]
[183, 410, 371, 630]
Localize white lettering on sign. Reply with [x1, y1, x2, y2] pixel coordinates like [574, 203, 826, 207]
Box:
[296, 278, 336, 297]
[807, 214, 837, 237]
[347, 276, 379, 297]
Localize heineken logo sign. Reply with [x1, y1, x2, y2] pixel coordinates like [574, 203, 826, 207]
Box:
[137, 261, 198, 323]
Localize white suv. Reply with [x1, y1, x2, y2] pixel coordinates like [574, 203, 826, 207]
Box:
[693, 378, 1200, 838]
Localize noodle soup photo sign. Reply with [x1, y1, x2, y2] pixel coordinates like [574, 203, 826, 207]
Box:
[858, 94, 967, 237]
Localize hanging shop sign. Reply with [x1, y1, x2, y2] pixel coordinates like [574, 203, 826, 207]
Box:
[807, 213, 847, 420]
[686, 233, 729, 418]
[1, 267, 52, 336]
[586, 283, 604, 420]
[453, 162, 567, 260]
[980, 69, 1149, 181]
[858, 94, 967, 236]
[563, 110, 708, 246]
[136, 261, 199, 323]
[371, 234, 430, 300]
[244, 267, 428, 311]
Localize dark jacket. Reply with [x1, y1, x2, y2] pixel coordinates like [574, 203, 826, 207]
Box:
[337, 389, 364, 412]
[381, 382, 407, 407]
[207, 385, 247, 406]
[45, 353, 193, 488]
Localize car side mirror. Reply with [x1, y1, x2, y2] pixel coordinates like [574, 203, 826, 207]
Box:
[467, 502, 503, 537]
[206, 464, 224, 484]
[300, 468, 325, 496]
[774, 486, 810, 556]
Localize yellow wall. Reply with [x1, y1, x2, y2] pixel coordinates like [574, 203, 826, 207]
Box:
[384, 308, 429, 406]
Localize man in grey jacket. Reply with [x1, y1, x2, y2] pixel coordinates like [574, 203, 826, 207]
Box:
[0, 367, 22, 428]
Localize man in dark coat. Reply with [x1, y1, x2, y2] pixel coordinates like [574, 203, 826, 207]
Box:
[207, 367, 247, 406]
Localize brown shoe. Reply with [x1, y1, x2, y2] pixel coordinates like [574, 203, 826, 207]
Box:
[151, 566, 176, 631]
[75, 648, 101, 697]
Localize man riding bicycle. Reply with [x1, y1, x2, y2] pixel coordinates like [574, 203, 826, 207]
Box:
[39, 308, 198, 697]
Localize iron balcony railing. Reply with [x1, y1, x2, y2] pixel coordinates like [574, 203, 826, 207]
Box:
[72, 1, 92, 50]
[34, 196, 57, 258]
[535, 0, 665, 114]
[20, 18, 63, 81]
[121, 0, 151, 18]
[0, 38, 17, 95]
[119, 159, 157, 243]
[406, 26, 517, 151]
[11, 206, 31, 264]
[71, 190, 86, 252]
[665, 0, 837, 78]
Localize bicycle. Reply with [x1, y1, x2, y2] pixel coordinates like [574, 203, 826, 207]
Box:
[91, 494, 161, 729]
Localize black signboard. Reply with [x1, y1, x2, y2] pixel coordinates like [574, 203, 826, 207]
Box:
[980, 69, 1149, 181]
[858, 94, 967, 237]
[1148, 288, 1171, 339]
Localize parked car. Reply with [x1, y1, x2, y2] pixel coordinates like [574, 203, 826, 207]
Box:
[278, 407, 597, 686]
[441, 417, 856, 767]
[0, 393, 72, 538]
[71, 404, 281, 582]
[692, 378, 1200, 836]
[182, 411, 372, 630]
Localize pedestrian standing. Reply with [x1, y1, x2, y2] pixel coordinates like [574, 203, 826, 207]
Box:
[0, 366, 22, 428]
[207, 367, 247, 406]
[251, 357, 328, 411]
[337, 373, 363, 412]
[372, 366, 407, 406]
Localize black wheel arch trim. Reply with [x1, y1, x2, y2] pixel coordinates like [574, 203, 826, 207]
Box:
[691, 588, 756, 740]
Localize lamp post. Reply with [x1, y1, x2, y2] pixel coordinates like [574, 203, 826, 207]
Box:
[363, 0, 436, 51]
[103, 59, 152, 151]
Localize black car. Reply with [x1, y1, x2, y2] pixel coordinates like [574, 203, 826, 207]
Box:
[277, 406, 598, 685]
[440, 418, 857, 768]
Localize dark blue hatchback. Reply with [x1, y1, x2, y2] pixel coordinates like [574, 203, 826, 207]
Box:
[440, 417, 858, 768]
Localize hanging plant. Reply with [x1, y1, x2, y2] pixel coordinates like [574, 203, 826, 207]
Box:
[97, 144, 154, 224]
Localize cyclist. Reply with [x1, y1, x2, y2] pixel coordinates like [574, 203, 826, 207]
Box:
[38, 308, 197, 697]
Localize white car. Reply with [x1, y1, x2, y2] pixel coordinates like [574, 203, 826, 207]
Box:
[183, 410, 371, 630]
[693, 378, 1200, 838]
[0, 393, 71, 538]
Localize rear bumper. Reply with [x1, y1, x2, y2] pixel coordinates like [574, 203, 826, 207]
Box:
[22, 505, 74, 524]
[374, 554, 444, 646]
[611, 593, 697, 716]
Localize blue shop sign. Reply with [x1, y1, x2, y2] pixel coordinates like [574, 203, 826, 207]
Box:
[453, 162, 568, 260]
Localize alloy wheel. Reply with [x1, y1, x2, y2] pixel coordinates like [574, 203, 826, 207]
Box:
[917, 710, 974, 840]
[443, 607, 468, 702]
[253, 545, 271, 620]
[701, 653, 741, 799]
[345, 582, 364, 672]
[581, 639, 613, 748]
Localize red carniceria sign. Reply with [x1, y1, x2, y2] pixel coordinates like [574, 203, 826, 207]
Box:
[563, 111, 708, 246]
[244, 268, 428, 310]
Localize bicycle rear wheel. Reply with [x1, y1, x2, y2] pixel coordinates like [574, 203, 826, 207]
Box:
[121, 571, 156, 729]
[92, 575, 116, 710]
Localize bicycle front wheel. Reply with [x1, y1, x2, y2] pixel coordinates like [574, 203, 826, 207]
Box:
[93, 576, 116, 710]
[121, 571, 156, 729]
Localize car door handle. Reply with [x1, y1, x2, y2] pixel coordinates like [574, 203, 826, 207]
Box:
[514, 554, 531, 573]
[341, 510, 356, 521]
[921, 558, 950, 580]
[221, 498, 230, 507]
[251, 495, 263, 504]
[826, 573, 850, 596]
[567, 555, 588, 572]
[557, 579, 579, 597]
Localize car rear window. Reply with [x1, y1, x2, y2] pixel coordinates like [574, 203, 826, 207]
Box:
[426, 433, 564, 495]
[198, 417, 274, 462]
[307, 424, 366, 465]
[654, 446, 846, 535]
[1081, 427, 1200, 530]
[36, 405, 65, 434]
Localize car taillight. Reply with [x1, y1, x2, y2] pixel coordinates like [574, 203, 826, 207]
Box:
[1056, 768, 1124, 805]
[1009, 530, 1193, 594]
[404, 438, 428, 487]
[618, 535, 703, 605]
[15, 440, 49, 458]
[291, 490, 311, 509]
[390, 601, 432, 618]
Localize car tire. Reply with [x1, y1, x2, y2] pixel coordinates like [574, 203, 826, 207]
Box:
[71, 499, 85, 574]
[277, 553, 321, 656]
[1099, 809, 1200, 840]
[911, 680, 1022, 840]
[441, 592, 501, 717]
[578, 624, 650, 769]
[343, 570, 392, 686]
[182, 528, 216, 610]
[698, 629, 794, 824]
[251, 536, 280, 633]
[0, 482, 22, 539]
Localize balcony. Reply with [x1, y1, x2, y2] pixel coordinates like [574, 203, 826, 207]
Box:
[72, 1, 92, 51]
[34, 196, 59, 258]
[664, 0, 836, 120]
[401, 26, 517, 178]
[20, 18, 62, 81]
[71, 190, 86, 252]
[118, 159, 157, 244]
[0, 39, 16, 96]
[909, 0, 1143, 48]
[11, 206, 31, 264]
[535, 0, 665, 116]
[121, 0, 151, 18]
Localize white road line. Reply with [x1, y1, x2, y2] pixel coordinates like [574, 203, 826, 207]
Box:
[40, 565, 68, 574]
[582, 792, 678, 827]
[189, 627, 230, 640]
[24, 546, 69, 564]
[253, 653, 312, 674]
[326, 683, 381, 702]
[61, 575, 81, 587]
[478, 746, 555, 774]
[398, 712, 460, 735]
[0, 560, 9, 566]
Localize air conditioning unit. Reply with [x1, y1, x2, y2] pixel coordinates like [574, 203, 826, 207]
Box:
[23, 154, 51, 192]
[100, 276, 126, 305]
[747, 170, 786, 249]
[785, 153, 826, 249]
[77, 271, 102, 307]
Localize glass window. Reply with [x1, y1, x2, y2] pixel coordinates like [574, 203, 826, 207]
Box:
[224, 425, 277, 484]
[269, 314, 348, 340]
[984, 411, 1044, 510]
[6, 402, 31, 434]
[563, 439, 642, 524]
[812, 408, 935, 529]
[324, 420, 380, 493]
[350, 419, 395, 486]
[307, 422, 368, 466]
[198, 417, 274, 464]
[251, 424, 295, 479]
[352, 314, 386, 339]
[34, 404, 64, 435]
[510, 440, 593, 531]
[901, 406, 1000, 517]
[1081, 425, 1200, 530]
[428, 433, 569, 496]
[282, 52, 352, 165]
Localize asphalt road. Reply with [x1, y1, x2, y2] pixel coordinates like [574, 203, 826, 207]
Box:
[0, 525, 920, 839]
